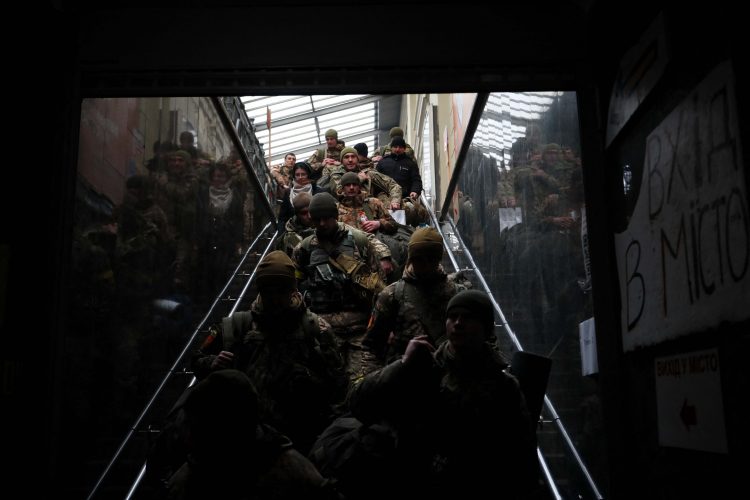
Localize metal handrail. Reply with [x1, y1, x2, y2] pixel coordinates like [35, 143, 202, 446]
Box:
[421, 193, 460, 272]
[441, 215, 603, 500]
[443, 216, 523, 352]
[429, 209, 560, 499]
[88, 222, 277, 499]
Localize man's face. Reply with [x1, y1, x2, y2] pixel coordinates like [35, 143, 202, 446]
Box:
[168, 154, 186, 172]
[391, 145, 406, 156]
[284, 154, 296, 167]
[342, 152, 358, 170]
[409, 254, 441, 278]
[446, 306, 487, 354]
[326, 136, 338, 148]
[343, 182, 361, 198]
[296, 207, 312, 227]
[312, 215, 338, 237]
[258, 282, 295, 311]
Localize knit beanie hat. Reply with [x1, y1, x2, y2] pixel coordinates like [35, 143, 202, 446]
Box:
[292, 192, 312, 212]
[408, 226, 443, 261]
[390, 137, 407, 148]
[354, 142, 368, 157]
[256, 250, 296, 288]
[446, 290, 495, 335]
[340, 147, 358, 160]
[325, 129, 338, 139]
[389, 126, 404, 138]
[308, 192, 339, 219]
[340, 172, 361, 186]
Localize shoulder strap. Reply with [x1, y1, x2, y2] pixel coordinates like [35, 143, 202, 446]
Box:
[348, 228, 369, 255]
[221, 310, 253, 348]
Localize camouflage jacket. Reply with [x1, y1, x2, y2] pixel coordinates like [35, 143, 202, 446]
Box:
[269, 162, 293, 187]
[319, 165, 402, 207]
[192, 293, 348, 450]
[364, 265, 466, 363]
[293, 222, 391, 276]
[277, 215, 315, 257]
[167, 423, 342, 500]
[512, 160, 573, 229]
[292, 223, 390, 313]
[336, 194, 397, 235]
[307, 145, 343, 179]
[348, 341, 537, 498]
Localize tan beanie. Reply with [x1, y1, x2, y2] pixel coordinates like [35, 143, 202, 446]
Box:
[407, 227, 443, 260]
[256, 250, 296, 288]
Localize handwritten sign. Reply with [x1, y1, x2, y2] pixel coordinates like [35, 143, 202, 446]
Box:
[615, 61, 749, 350]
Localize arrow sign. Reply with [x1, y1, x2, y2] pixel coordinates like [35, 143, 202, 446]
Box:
[680, 398, 696, 430]
[655, 348, 727, 453]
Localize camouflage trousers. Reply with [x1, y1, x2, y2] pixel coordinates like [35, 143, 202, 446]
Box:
[320, 310, 383, 383]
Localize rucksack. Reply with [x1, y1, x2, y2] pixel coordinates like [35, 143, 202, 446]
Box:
[402, 197, 430, 226]
[308, 416, 398, 493]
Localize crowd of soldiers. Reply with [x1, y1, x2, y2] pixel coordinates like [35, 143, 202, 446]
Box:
[145, 127, 541, 499]
[161, 230, 539, 498]
[68, 131, 256, 436]
[496, 138, 588, 348]
[72, 126, 545, 498]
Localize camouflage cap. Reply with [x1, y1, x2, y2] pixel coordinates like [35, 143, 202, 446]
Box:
[324, 128, 338, 139]
[408, 226, 443, 261]
[389, 126, 404, 138]
[340, 172, 361, 186]
[447, 290, 495, 335]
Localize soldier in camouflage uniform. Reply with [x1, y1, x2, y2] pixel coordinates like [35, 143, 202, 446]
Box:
[349, 290, 539, 499]
[319, 147, 403, 210]
[191, 251, 348, 454]
[276, 191, 315, 257]
[292, 193, 394, 382]
[335, 172, 398, 236]
[268, 151, 296, 200]
[372, 126, 416, 162]
[166, 369, 342, 500]
[307, 128, 343, 180]
[154, 149, 199, 292]
[336, 171, 411, 281]
[363, 227, 466, 364]
[353, 142, 374, 170]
